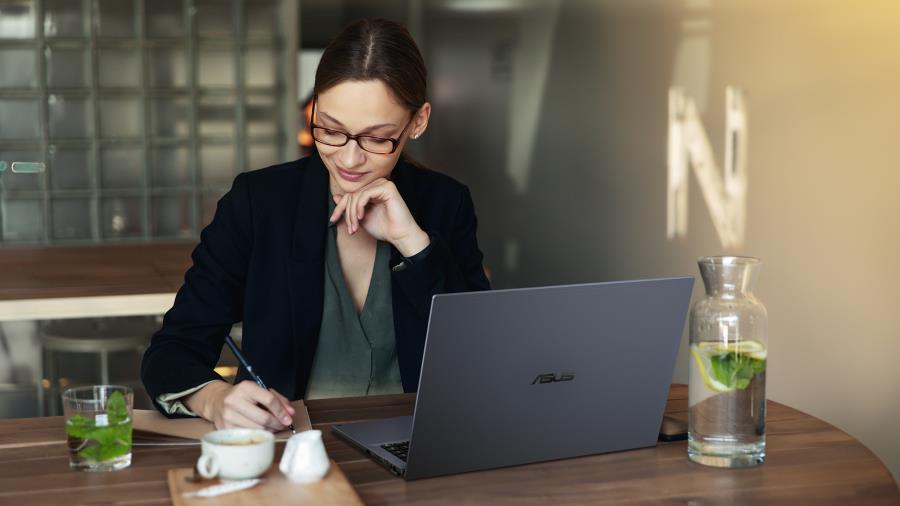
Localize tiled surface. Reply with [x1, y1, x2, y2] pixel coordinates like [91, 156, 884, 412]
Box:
[0, 0, 290, 245]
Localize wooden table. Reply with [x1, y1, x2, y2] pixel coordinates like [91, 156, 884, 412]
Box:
[0, 385, 896, 505]
[0, 242, 195, 321]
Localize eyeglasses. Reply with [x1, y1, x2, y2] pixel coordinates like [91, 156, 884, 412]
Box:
[309, 98, 414, 155]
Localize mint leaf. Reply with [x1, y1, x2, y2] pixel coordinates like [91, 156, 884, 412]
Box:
[97, 427, 131, 462]
[709, 351, 766, 391]
[76, 423, 132, 462]
[736, 360, 755, 381]
[710, 353, 736, 386]
[66, 392, 132, 463]
[66, 415, 94, 439]
[751, 359, 766, 374]
[90, 425, 117, 446]
[68, 417, 132, 463]
[106, 391, 128, 424]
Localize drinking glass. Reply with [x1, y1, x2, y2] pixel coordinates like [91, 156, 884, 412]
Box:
[62, 385, 133, 471]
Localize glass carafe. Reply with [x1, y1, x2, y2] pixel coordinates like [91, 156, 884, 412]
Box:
[688, 256, 768, 468]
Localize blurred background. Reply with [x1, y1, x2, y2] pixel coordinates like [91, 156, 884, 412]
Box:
[0, 0, 898, 482]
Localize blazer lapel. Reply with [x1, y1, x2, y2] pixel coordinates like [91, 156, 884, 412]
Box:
[290, 153, 329, 263]
[287, 153, 329, 398]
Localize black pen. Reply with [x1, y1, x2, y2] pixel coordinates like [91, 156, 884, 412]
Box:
[224, 334, 296, 433]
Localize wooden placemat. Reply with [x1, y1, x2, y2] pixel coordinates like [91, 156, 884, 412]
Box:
[167, 460, 364, 506]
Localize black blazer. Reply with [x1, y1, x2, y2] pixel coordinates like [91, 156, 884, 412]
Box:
[141, 152, 490, 416]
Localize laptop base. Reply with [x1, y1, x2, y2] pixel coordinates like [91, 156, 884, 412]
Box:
[332, 416, 413, 477]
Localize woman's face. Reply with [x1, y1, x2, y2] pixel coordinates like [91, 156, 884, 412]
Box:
[313, 79, 430, 196]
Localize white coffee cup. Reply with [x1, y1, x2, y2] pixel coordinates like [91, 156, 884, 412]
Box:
[279, 429, 330, 483]
[197, 428, 274, 480]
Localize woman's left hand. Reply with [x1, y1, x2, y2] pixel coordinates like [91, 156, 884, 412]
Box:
[330, 178, 430, 257]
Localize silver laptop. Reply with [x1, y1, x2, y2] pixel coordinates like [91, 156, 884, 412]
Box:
[332, 276, 694, 480]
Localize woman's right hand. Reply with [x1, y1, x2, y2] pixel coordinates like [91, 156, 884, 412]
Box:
[184, 380, 295, 431]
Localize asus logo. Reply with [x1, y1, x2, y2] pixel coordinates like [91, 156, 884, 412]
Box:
[531, 372, 575, 384]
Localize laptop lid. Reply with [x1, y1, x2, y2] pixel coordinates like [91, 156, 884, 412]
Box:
[403, 276, 693, 480]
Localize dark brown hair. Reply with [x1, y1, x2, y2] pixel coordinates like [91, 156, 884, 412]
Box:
[314, 18, 427, 112]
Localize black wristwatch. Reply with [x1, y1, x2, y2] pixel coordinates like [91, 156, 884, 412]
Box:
[392, 236, 434, 272]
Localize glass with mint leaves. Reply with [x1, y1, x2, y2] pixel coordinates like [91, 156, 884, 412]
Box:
[62, 385, 133, 471]
[688, 257, 768, 468]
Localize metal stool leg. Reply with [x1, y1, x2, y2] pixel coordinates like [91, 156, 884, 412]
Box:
[100, 349, 109, 385]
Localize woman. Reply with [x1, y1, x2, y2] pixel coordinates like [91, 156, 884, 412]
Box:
[141, 18, 490, 431]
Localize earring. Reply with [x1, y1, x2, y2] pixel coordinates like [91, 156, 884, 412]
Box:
[412, 132, 420, 139]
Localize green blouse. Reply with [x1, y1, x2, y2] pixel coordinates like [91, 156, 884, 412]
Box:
[303, 192, 404, 399]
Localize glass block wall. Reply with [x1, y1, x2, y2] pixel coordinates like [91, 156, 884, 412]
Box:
[0, 0, 298, 244]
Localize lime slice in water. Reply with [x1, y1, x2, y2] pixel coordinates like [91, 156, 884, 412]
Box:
[692, 341, 767, 393]
[691, 345, 733, 393]
[713, 340, 767, 360]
